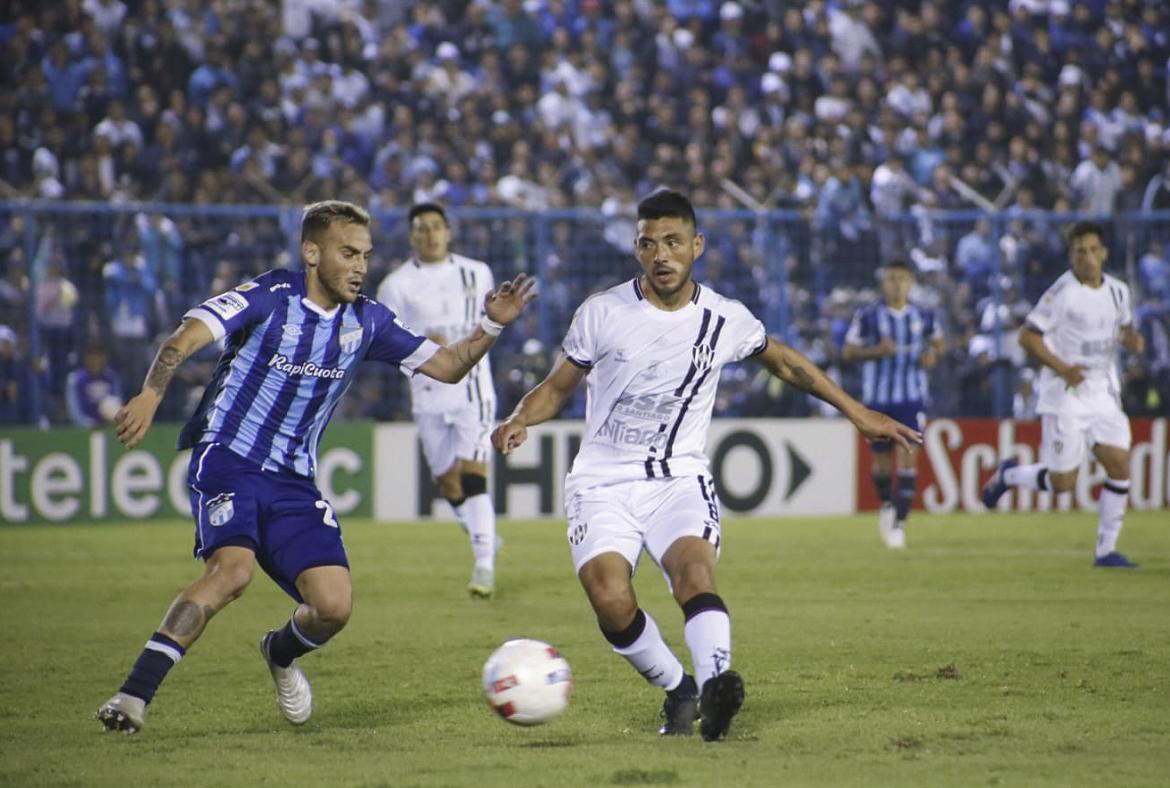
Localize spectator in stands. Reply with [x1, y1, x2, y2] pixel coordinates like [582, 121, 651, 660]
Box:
[65, 344, 121, 428]
[102, 243, 158, 398]
[1070, 146, 1123, 215]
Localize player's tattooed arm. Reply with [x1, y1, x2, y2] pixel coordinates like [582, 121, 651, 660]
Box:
[115, 317, 216, 449]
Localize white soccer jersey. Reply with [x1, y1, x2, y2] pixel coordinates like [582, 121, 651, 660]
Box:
[376, 253, 495, 416]
[562, 278, 767, 497]
[1026, 270, 1133, 415]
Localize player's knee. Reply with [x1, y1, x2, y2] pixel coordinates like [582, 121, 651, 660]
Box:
[1048, 471, 1077, 493]
[460, 473, 487, 497]
[582, 576, 636, 621]
[310, 590, 353, 634]
[438, 475, 464, 503]
[205, 551, 254, 599]
[671, 561, 716, 601]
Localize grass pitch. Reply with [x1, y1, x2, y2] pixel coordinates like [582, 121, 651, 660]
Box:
[1, 510, 1167, 787]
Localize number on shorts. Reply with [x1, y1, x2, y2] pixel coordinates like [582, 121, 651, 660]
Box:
[315, 500, 338, 528]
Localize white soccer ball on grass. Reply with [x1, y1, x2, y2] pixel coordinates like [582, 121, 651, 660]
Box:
[482, 638, 572, 725]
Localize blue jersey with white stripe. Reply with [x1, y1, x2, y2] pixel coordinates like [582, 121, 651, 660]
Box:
[178, 269, 436, 478]
[845, 301, 940, 408]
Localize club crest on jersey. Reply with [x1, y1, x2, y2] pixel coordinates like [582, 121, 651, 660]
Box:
[340, 327, 363, 354]
[282, 324, 302, 337]
[206, 493, 235, 527]
[691, 342, 715, 372]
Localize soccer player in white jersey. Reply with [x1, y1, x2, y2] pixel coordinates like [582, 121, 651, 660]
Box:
[982, 221, 1146, 567]
[377, 204, 501, 597]
[492, 190, 920, 741]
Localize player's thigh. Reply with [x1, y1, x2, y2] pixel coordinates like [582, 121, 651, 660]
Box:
[188, 443, 262, 560]
[257, 479, 350, 603]
[1089, 409, 1132, 477]
[1040, 413, 1090, 473]
[566, 484, 644, 577]
[642, 475, 723, 573]
[416, 412, 460, 477]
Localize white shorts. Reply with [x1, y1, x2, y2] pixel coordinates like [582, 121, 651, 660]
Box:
[416, 407, 495, 476]
[565, 475, 722, 578]
[1040, 409, 1132, 473]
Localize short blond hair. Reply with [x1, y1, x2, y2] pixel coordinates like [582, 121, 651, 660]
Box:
[301, 200, 370, 244]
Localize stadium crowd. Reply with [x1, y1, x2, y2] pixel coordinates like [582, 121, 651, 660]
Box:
[0, 0, 1168, 426]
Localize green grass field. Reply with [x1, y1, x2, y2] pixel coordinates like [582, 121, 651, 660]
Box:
[1, 511, 1167, 787]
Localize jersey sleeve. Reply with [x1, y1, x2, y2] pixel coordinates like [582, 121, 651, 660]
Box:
[1025, 278, 1064, 333]
[729, 303, 768, 362]
[1117, 280, 1134, 327]
[561, 298, 598, 368]
[844, 307, 868, 346]
[184, 278, 273, 341]
[365, 299, 440, 374]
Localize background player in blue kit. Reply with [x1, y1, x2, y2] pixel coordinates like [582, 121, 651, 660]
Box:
[843, 260, 943, 549]
[96, 200, 535, 734]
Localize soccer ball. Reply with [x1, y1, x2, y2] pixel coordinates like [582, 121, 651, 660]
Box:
[482, 639, 572, 725]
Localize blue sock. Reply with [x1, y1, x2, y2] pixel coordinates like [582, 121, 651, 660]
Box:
[894, 470, 917, 523]
[119, 633, 185, 704]
[267, 615, 325, 668]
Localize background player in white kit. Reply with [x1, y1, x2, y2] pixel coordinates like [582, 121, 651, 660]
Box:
[982, 221, 1146, 567]
[492, 190, 920, 741]
[378, 204, 500, 596]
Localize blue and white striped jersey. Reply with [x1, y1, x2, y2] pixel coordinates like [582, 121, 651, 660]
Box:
[844, 301, 941, 408]
[178, 269, 438, 478]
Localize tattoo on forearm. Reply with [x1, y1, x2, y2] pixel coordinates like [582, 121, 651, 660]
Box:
[788, 364, 817, 393]
[146, 345, 186, 395]
[161, 599, 216, 637]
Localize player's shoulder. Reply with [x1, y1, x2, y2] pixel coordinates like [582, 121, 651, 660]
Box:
[379, 258, 418, 286]
[1043, 270, 1077, 297]
[576, 278, 641, 316]
[451, 252, 491, 274]
[695, 282, 758, 322]
[1102, 271, 1131, 292]
[231, 268, 299, 296]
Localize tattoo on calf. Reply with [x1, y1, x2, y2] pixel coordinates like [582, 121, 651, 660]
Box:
[162, 599, 215, 636]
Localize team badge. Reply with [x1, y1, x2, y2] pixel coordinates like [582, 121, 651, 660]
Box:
[691, 342, 714, 372]
[207, 493, 235, 527]
[568, 522, 588, 546]
[340, 327, 364, 354]
[282, 324, 302, 337]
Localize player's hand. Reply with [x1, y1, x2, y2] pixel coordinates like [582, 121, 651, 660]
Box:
[852, 408, 922, 451]
[114, 391, 161, 449]
[919, 348, 938, 369]
[484, 274, 537, 326]
[874, 338, 897, 358]
[1058, 364, 1087, 389]
[1121, 329, 1145, 354]
[492, 418, 528, 455]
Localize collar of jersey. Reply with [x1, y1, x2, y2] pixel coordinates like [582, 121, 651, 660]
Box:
[412, 254, 453, 267]
[635, 277, 702, 315]
[301, 297, 341, 319]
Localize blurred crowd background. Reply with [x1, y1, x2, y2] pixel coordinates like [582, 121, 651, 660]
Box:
[1, 0, 1168, 428]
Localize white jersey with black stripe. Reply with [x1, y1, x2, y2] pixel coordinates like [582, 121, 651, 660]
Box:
[1026, 270, 1133, 414]
[376, 253, 495, 416]
[561, 278, 766, 497]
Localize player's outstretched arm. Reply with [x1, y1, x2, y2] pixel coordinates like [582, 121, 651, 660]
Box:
[753, 337, 922, 450]
[116, 317, 215, 449]
[492, 355, 587, 455]
[1018, 324, 1085, 388]
[418, 274, 536, 384]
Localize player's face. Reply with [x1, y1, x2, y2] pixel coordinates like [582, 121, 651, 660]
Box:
[634, 217, 704, 300]
[881, 268, 913, 305]
[1070, 232, 1107, 285]
[409, 211, 451, 263]
[305, 220, 373, 305]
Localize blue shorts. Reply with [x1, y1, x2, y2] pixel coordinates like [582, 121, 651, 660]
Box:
[868, 402, 926, 453]
[187, 443, 348, 602]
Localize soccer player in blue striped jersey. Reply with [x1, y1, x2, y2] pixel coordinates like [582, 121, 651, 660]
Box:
[96, 201, 535, 734]
[843, 260, 943, 549]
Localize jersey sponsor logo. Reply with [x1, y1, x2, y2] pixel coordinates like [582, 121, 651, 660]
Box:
[205, 292, 248, 321]
[267, 352, 346, 379]
[282, 324, 302, 337]
[597, 417, 669, 449]
[613, 392, 682, 421]
[206, 492, 235, 526]
[235, 282, 259, 292]
[340, 327, 363, 354]
[269, 282, 292, 292]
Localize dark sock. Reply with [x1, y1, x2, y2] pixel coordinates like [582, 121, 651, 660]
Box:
[894, 470, 917, 523]
[668, 673, 698, 698]
[119, 632, 185, 705]
[873, 471, 891, 503]
[266, 615, 324, 668]
[1037, 468, 1048, 492]
[600, 608, 647, 649]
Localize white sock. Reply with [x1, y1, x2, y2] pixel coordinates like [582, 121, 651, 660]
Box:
[612, 611, 685, 691]
[684, 610, 732, 691]
[459, 493, 496, 570]
[1096, 479, 1129, 558]
[1004, 462, 1048, 491]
